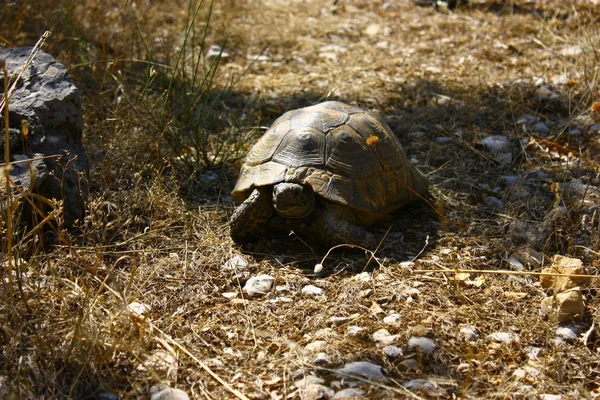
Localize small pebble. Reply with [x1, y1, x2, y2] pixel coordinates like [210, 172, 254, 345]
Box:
[97, 392, 120, 400]
[332, 388, 366, 399]
[508, 256, 524, 271]
[459, 326, 480, 342]
[372, 329, 399, 346]
[127, 302, 151, 319]
[534, 121, 550, 135]
[489, 332, 520, 344]
[149, 385, 189, 400]
[312, 353, 330, 366]
[408, 337, 436, 353]
[435, 136, 452, 144]
[301, 285, 325, 297]
[383, 345, 403, 358]
[336, 362, 385, 379]
[353, 272, 372, 282]
[383, 313, 401, 325]
[295, 375, 325, 389]
[346, 326, 365, 336]
[556, 325, 579, 343]
[402, 379, 445, 396]
[223, 255, 248, 272]
[525, 346, 544, 360]
[398, 359, 420, 372]
[306, 340, 328, 353]
[484, 196, 504, 209]
[242, 275, 274, 296]
[540, 395, 562, 400]
[205, 44, 230, 60]
[302, 384, 334, 400]
[479, 135, 509, 152]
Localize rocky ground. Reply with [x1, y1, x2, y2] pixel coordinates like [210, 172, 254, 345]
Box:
[1, 0, 600, 399]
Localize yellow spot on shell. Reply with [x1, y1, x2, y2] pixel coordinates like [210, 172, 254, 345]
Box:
[366, 135, 379, 146]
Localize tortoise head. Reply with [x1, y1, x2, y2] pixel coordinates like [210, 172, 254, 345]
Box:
[272, 182, 315, 219]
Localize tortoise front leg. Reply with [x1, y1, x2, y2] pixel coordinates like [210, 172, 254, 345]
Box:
[318, 204, 378, 249]
[229, 188, 274, 243]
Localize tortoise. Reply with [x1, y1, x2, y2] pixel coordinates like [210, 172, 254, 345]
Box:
[229, 101, 429, 248]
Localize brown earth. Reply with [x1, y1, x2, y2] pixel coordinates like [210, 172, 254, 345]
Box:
[1, 0, 600, 399]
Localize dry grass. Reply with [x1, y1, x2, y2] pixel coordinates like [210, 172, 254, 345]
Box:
[1, 0, 600, 398]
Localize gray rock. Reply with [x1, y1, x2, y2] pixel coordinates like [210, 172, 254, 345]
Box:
[479, 135, 509, 152]
[459, 326, 480, 342]
[484, 196, 504, 209]
[408, 337, 436, 353]
[556, 324, 579, 343]
[149, 385, 189, 400]
[313, 353, 331, 366]
[534, 121, 550, 135]
[489, 332, 520, 344]
[346, 326, 365, 336]
[0, 47, 89, 227]
[242, 274, 274, 295]
[97, 392, 120, 400]
[372, 329, 399, 346]
[301, 384, 334, 400]
[302, 284, 325, 297]
[336, 362, 385, 380]
[295, 375, 325, 389]
[332, 388, 366, 399]
[402, 379, 445, 396]
[525, 346, 544, 360]
[435, 136, 452, 144]
[383, 345, 403, 358]
[223, 255, 249, 272]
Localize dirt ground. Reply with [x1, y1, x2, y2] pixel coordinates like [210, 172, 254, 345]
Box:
[1, 0, 600, 399]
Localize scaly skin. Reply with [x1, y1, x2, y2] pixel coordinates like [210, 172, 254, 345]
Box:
[317, 203, 378, 249]
[229, 188, 273, 242]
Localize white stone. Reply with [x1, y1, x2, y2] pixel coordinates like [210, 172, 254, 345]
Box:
[312, 353, 330, 366]
[332, 388, 366, 399]
[489, 332, 520, 344]
[383, 345, 403, 358]
[336, 362, 385, 379]
[301, 384, 334, 400]
[459, 326, 480, 342]
[223, 255, 248, 271]
[127, 301, 151, 318]
[346, 326, 365, 336]
[306, 340, 328, 352]
[353, 271, 372, 282]
[301, 284, 325, 297]
[556, 325, 579, 342]
[383, 313, 401, 325]
[480, 135, 509, 152]
[372, 329, 399, 346]
[149, 385, 189, 400]
[243, 274, 274, 295]
[408, 337, 436, 353]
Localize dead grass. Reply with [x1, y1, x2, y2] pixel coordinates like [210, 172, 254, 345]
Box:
[1, 0, 600, 398]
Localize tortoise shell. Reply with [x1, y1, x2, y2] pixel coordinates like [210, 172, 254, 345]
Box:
[232, 101, 429, 224]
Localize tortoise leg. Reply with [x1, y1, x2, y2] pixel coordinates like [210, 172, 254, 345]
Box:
[229, 188, 274, 243]
[318, 204, 378, 249]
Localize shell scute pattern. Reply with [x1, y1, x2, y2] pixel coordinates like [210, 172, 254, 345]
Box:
[232, 101, 429, 218]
